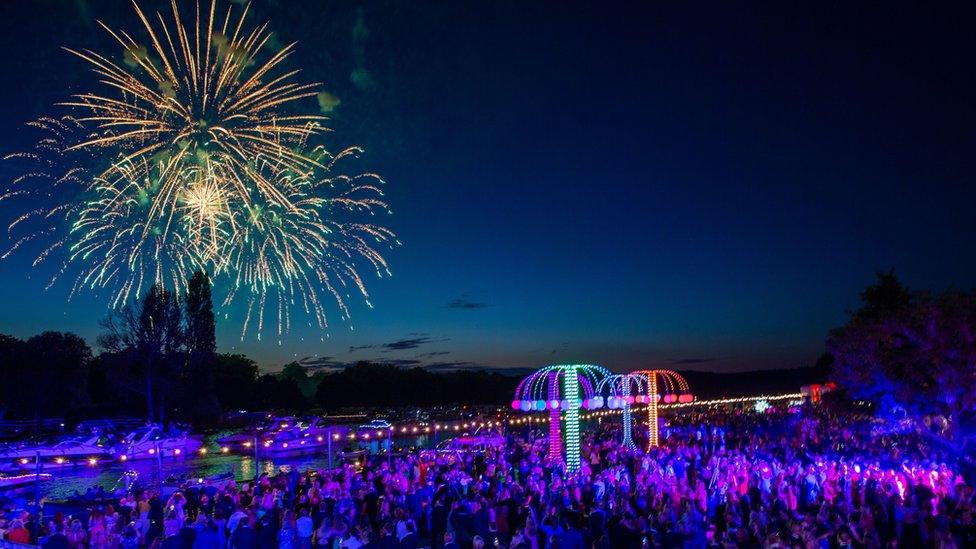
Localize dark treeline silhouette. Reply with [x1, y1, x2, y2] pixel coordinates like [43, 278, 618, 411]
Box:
[1, 336, 829, 422]
[679, 357, 831, 400]
[0, 339, 827, 428]
[313, 362, 518, 410]
[0, 331, 92, 421]
[96, 271, 220, 425]
[0, 270, 227, 425]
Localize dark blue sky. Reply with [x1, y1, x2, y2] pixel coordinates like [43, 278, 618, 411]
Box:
[0, 1, 973, 372]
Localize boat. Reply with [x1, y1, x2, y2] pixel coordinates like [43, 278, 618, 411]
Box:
[358, 419, 393, 430]
[436, 433, 506, 453]
[117, 425, 203, 460]
[0, 432, 116, 470]
[217, 416, 299, 452]
[257, 417, 337, 457]
[339, 449, 368, 470]
[161, 469, 235, 498]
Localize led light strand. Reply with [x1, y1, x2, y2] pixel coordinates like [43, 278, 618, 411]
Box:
[621, 378, 634, 449]
[564, 366, 581, 472]
[648, 373, 659, 449]
[547, 374, 562, 461]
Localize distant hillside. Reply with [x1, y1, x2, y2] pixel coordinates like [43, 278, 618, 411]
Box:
[416, 364, 829, 400]
[678, 366, 829, 399]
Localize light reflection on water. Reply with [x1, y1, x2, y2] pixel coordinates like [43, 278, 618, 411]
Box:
[22, 433, 437, 501]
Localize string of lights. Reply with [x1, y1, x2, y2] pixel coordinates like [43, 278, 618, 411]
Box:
[506, 391, 805, 424]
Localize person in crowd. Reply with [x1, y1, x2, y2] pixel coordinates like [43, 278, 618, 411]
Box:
[295, 508, 314, 549]
[6, 518, 32, 544]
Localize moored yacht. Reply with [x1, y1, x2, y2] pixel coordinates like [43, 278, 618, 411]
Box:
[0, 433, 115, 470]
[117, 424, 203, 460]
[258, 417, 336, 457]
[217, 416, 298, 452]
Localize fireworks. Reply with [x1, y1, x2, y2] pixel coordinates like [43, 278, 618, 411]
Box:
[1, 0, 396, 338]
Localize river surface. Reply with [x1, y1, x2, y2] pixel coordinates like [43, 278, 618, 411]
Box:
[6, 431, 441, 502]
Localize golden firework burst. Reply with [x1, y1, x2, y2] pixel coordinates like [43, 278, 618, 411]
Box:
[2, 1, 396, 338]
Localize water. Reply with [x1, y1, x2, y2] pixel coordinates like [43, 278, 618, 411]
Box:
[14, 432, 440, 501]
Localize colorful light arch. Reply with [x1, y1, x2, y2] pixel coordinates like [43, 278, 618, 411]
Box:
[631, 369, 693, 449]
[512, 364, 610, 472]
[597, 373, 648, 450]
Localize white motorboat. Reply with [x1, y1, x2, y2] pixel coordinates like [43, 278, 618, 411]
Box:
[217, 416, 298, 452]
[359, 419, 392, 430]
[117, 425, 203, 460]
[436, 433, 506, 453]
[258, 417, 336, 457]
[0, 433, 115, 470]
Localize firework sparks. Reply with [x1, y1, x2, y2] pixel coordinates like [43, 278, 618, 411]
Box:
[2, 0, 396, 338]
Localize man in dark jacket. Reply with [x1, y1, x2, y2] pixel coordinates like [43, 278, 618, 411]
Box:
[398, 521, 419, 549]
[442, 531, 460, 549]
[42, 528, 70, 549]
[230, 520, 258, 549]
[430, 495, 449, 549]
[377, 522, 398, 549]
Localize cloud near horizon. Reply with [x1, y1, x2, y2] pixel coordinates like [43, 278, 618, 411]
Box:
[416, 351, 451, 358]
[670, 357, 716, 365]
[446, 298, 487, 309]
[348, 335, 447, 354]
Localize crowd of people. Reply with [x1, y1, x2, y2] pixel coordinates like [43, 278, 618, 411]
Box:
[2, 404, 975, 549]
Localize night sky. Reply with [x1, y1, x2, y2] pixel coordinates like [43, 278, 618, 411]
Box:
[0, 1, 973, 373]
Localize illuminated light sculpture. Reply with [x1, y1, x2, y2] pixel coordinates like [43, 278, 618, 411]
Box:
[512, 364, 610, 472]
[631, 369, 693, 450]
[597, 373, 648, 450]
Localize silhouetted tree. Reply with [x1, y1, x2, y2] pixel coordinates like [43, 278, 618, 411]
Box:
[181, 270, 219, 422]
[278, 362, 321, 400]
[185, 271, 216, 355]
[854, 269, 913, 322]
[314, 362, 520, 410]
[0, 332, 92, 420]
[255, 374, 307, 413]
[0, 334, 25, 419]
[828, 276, 976, 448]
[99, 285, 183, 424]
[88, 348, 145, 416]
[214, 354, 260, 412]
[26, 332, 93, 420]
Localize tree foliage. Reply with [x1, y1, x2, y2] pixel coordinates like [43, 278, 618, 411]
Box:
[182, 270, 220, 422]
[94, 270, 221, 423]
[827, 272, 976, 446]
[98, 284, 183, 423]
[213, 353, 260, 412]
[255, 373, 307, 413]
[0, 332, 92, 420]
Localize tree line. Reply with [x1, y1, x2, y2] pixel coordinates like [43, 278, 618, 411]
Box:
[0, 271, 520, 425]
